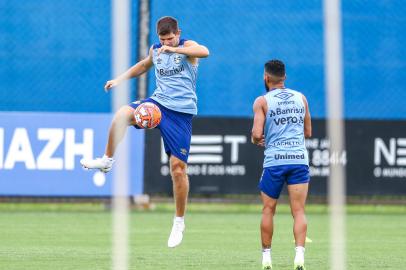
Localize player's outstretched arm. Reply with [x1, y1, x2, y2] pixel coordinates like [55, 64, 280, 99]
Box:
[302, 94, 312, 138]
[104, 46, 154, 92]
[251, 96, 267, 146]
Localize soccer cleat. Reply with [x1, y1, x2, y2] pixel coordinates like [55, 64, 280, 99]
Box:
[294, 263, 306, 270]
[262, 262, 272, 269]
[80, 155, 115, 173]
[167, 219, 185, 248]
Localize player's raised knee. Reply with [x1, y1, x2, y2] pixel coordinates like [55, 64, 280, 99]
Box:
[112, 106, 135, 125]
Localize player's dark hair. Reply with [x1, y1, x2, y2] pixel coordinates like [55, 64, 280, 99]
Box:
[157, 16, 179, 35]
[264, 59, 286, 78]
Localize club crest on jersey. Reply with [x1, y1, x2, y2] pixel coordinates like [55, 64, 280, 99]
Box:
[274, 92, 294, 100]
[173, 55, 182, 64]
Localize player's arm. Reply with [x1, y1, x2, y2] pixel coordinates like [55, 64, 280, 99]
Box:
[177, 40, 209, 58]
[157, 40, 209, 65]
[104, 46, 154, 91]
[251, 96, 267, 147]
[302, 94, 312, 138]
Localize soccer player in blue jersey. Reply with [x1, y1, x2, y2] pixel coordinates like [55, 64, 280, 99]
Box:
[251, 60, 312, 270]
[81, 16, 209, 248]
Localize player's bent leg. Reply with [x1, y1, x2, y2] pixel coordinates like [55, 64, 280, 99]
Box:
[170, 156, 189, 217]
[80, 105, 135, 173]
[288, 183, 308, 269]
[261, 192, 277, 269]
[261, 192, 277, 248]
[105, 106, 137, 157]
[167, 155, 189, 248]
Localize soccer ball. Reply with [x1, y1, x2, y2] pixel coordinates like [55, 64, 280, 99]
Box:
[134, 102, 162, 129]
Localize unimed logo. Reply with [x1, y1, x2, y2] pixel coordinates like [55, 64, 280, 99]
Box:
[0, 127, 93, 170]
[374, 138, 406, 166]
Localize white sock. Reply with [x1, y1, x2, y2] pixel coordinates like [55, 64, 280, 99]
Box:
[174, 216, 184, 223]
[262, 248, 271, 263]
[294, 246, 305, 264]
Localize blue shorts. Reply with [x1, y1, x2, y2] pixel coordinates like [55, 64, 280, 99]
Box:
[258, 165, 310, 199]
[129, 98, 193, 163]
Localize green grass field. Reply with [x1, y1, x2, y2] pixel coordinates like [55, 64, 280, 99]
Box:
[0, 203, 405, 269]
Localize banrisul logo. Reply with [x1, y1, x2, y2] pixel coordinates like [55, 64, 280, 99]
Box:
[274, 92, 293, 100]
[373, 138, 406, 178]
[269, 107, 305, 126]
[158, 64, 184, 77]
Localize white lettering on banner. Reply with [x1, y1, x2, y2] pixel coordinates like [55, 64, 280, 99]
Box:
[396, 138, 406, 165]
[188, 155, 222, 163]
[224, 135, 246, 163]
[0, 128, 94, 170]
[4, 128, 36, 169]
[189, 145, 223, 153]
[64, 129, 93, 170]
[189, 135, 223, 164]
[305, 138, 347, 178]
[373, 138, 406, 179]
[37, 129, 64, 170]
[0, 128, 3, 169]
[160, 134, 247, 176]
[374, 138, 395, 165]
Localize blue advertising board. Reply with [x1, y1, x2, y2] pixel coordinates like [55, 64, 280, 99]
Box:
[0, 112, 144, 196]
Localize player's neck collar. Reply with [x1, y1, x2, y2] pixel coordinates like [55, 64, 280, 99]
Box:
[270, 86, 286, 91]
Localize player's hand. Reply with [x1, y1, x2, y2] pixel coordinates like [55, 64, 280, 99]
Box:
[252, 135, 265, 147]
[257, 135, 265, 147]
[157, 45, 177, 55]
[104, 80, 118, 92]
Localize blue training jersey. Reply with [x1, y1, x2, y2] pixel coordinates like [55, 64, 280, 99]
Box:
[150, 39, 198, 115]
[263, 88, 309, 168]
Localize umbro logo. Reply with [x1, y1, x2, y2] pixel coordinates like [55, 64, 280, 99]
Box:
[274, 92, 293, 100]
[157, 58, 162, 64]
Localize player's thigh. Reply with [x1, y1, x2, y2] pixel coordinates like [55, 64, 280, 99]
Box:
[113, 105, 136, 126]
[160, 111, 193, 163]
[288, 184, 308, 216]
[286, 165, 310, 213]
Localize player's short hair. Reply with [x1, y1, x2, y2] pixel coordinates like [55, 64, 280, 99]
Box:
[264, 59, 286, 78]
[157, 16, 179, 35]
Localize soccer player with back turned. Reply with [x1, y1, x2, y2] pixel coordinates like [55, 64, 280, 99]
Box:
[251, 60, 312, 270]
[81, 16, 209, 248]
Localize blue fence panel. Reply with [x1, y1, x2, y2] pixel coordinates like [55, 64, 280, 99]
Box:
[149, 0, 325, 118]
[343, 0, 406, 119]
[0, 112, 144, 196]
[0, 0, 139, 113]
[149, 0, 406, 119]
[1, 0, 405, 119]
